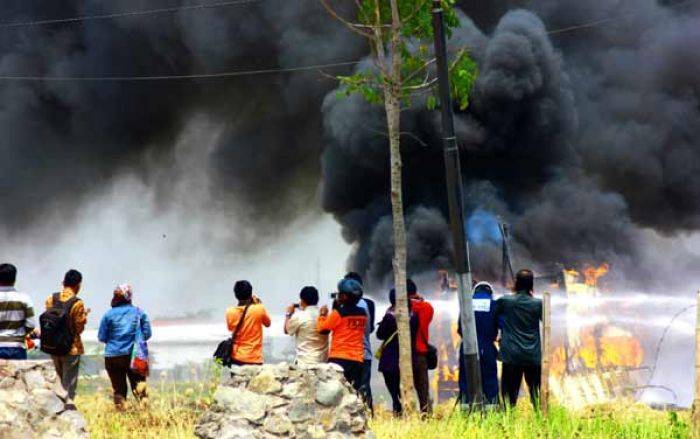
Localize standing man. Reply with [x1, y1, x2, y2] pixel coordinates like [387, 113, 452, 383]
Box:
[0, 263, 37, 360]
[43, 269, 88, 401]
[284, 286, 328, 366]
[317, 278, 367, 391]
[458, 281, 499, 407]
[408, 278, 434, 413]
[225, 280, 271, 366]
[494, 269, 542, 408]
[344, 272, 375, 412]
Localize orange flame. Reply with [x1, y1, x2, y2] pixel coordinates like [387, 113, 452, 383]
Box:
[583, 263, 609, 287]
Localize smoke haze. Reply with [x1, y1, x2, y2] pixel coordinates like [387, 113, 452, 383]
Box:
[0, 0, 698, 302]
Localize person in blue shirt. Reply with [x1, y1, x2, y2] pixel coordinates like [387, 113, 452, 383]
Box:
[98, 284, 152, 409]
[458, 281, 500, 406]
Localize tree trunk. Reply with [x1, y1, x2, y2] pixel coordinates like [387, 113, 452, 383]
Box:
[383, 0, 417, 415]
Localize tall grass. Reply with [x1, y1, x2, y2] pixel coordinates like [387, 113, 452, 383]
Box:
[76, 378, 690, 439]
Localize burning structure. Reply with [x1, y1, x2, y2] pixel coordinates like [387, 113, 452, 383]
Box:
[427, 264, 680, 408]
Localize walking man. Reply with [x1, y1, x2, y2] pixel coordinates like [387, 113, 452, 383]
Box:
[43, 269, 88, 401]
[284, 286, 328, 366]
[0, 263, 37, 360]
[494, 269, 543, 408]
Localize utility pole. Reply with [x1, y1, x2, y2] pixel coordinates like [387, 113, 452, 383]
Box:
[431, 0, 483, 408]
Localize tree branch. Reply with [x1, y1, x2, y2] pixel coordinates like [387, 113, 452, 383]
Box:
[318, 0, 373, 38]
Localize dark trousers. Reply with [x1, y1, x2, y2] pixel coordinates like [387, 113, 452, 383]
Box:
[413, 354, 431, 413]
[329, 358, 364, 392]
[382, 371, 402, 414]
[359, 359, 374, 413]
[105, 355, 147, 406]
[0, 347, 26, 360]
[501, 362, 541, 407]
[51, 355, 80, 400]
[458, 343, 499, 404]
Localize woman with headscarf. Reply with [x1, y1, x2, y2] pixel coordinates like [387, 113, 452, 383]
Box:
[376, 288, 418, 415]
[98, 284, 152, 409]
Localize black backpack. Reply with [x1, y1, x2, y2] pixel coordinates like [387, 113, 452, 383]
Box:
[40, 293, 80, 356]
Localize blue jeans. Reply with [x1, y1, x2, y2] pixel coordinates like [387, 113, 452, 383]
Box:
[0, 347, 27, 360]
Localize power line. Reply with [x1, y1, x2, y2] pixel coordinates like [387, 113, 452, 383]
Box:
[0, 0, 694, 81]
[0, 60, 360, 82]
[547, 0, 697, 35]
[0, 0, 262, 29]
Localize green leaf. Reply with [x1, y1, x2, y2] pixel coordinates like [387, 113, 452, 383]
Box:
[426, 95, 437, 110]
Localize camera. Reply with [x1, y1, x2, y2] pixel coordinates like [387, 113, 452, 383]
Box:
[293, 303, 300, 309]
[330, 292, 339, 300]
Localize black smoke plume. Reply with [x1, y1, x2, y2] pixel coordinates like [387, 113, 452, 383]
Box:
[1, 1, 699, 289]
[321, 2, 700, 288]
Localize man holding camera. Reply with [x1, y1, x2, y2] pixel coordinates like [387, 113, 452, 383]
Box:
[284, 286, 328, 366]
[225, 280, 271, 366]
[317, 278, 367, 391]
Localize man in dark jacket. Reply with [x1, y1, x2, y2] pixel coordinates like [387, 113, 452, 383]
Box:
[458, 281, 499, 406]
[494, 269, 542, 408]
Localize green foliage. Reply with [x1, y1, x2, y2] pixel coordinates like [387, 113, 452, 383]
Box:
[334, 0, 478, 112]
[449, 51, 478, 110]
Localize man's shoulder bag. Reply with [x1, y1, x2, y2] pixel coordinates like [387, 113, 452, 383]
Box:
[213, 303, 252, 367]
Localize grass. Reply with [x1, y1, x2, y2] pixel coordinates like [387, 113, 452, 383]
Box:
[76, 377, 215, 439]
[76, 378, 691, 438]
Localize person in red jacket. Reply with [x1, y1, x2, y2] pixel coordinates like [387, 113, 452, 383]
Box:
[317, 278, 367, 391]
[408, 278, 434, 413]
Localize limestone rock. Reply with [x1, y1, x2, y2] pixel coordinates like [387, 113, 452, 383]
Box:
[315, 379, 344, 406]
[248, 368, 282, 394]
[263, 414, 293, 435]
[213, 387, 266, 423]
[196, 363, 370, 439]
[0, 360, 87, 439]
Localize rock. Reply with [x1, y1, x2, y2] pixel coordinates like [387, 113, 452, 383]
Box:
[288, 401, 315, 423]
[32, 389, 65, 415]
[0, 361, 87, 439]
[340, 392, 363, 414]
[264, 395, 287, 410]
[263, 414, 293, 435]
[315, 379, 344, 406]
[248, 368, 282, 394]
[213, 387, 266, 423]
[23, 369, 47, 389]
[195, 363, 371, 438]
[59, 410, 87, 431]
[281, 381, 304, 399]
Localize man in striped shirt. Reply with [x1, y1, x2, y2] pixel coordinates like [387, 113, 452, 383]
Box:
[0, 263, 37, 360]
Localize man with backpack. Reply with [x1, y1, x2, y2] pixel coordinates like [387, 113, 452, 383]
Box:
[0, 263, 37, 360]
[41, 269, 88, 401]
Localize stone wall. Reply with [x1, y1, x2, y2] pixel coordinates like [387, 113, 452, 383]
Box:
[195, 362, 374, 439]
[0, 360, 88, 439]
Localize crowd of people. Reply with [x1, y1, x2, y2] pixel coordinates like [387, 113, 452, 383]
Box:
[0, 261, 542, 414]
[0, 263, 151, 410]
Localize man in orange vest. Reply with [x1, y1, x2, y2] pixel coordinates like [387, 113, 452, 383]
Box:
[317, 278, 367, 391]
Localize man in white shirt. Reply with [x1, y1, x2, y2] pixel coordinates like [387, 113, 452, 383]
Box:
[0, 263, 37, 360]
[284, 286, 328, 366]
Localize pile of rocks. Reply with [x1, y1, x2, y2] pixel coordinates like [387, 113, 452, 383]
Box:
[195, 362, 374, 439]
[0, 360, 88, 439]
